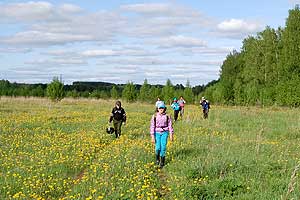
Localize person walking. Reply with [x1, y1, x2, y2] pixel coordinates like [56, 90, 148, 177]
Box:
[177, 96, 186, 118]
[109, 100, 126, 138]
[171, 97, 181, 121]
[200, 97, 210, 119]
[155, 97, 164, 111]
[150, 102, 174, 168]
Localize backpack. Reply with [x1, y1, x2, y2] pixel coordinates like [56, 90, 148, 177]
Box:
[202, 101, 210, 110]
[172, 103, 180, 111]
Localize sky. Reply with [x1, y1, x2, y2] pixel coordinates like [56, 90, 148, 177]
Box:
[1, 0, 300, 86]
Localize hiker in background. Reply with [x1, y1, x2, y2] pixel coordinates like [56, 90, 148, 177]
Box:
[200, 97, 210, 119]
[109, 100, 126, 138]
[178, 96, 186, 119]
[150, 102, 174, 168]
[155, 97, 164, 112]
[171, 97, 181, 121]
[155, 97, 163, 108]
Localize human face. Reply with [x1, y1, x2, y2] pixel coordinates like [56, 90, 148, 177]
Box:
[158, 107, 165, 113]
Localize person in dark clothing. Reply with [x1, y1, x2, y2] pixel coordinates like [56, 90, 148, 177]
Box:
[171, 97, 181, 121]
[200, 97, 210, 119]
[109, 101, 126, 138]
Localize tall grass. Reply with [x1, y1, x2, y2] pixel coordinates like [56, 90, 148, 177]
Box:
[0, 97, 299, 199]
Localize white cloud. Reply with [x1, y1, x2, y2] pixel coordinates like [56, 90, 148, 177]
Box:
[121, 3, 199, 17]
[59, 4, 82, 13]
[81, 48, 154, 57]
[0, 2, 214, 47]
[121, 3, 213, 38]
[0, 47, 31, 53]
[0, 1, 252, 86]
[0, 31, 93, 46]
[0, 2, 124, 46]
[216, 19, 263, 38]
[121, 3, 172, 14]
[98, 57, 221, 66]
[42, 49, 78, 57]
[289, 0, 300, 4]
[0, 1, 54, 22]
[217, 19, 260, 32]
[25, 58, 87, 66]
[188, 47, 233, 55]
[157, 35, 207, 48]
[81, 50, 118, 57]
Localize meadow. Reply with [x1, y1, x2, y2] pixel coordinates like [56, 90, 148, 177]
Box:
[0, 97, 300, 199]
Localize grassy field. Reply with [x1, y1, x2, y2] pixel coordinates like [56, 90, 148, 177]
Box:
[0, 97, 300, 199]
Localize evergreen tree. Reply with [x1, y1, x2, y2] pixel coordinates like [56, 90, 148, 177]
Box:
[149, 86, 162, 103]
[183, 80, 193, 103]
[90, 90, 101, 99]
[162, 79, 174, 104]
[122, 81, 136, 102]
[139, 79, 150, 102]
[46, 77, 65, 102]
[110, 85, 118, 99]
[0, 80, 11, 96]
[66, 90, 79, 98]
[31, 85, 45, 97]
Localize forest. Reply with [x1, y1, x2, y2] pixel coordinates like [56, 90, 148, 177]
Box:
[0, 78, 207, 104]
[202, 6, 300, 107]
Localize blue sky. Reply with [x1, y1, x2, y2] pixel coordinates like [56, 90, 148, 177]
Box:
[0, 0, 299, 86]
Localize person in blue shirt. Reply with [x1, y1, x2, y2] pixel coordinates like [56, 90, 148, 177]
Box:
[171, 97, 181, 121]
[200, 97, 210, 119]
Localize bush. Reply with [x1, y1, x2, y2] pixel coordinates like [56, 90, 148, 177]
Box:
[46, 77, 65, 102]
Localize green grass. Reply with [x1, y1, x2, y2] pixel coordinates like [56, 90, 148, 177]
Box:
[0, 97, 300, 199]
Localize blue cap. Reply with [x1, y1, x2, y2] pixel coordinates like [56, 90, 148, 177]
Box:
[157, 102, 166, 108]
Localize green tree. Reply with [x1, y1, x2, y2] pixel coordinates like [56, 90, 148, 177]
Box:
[0, 80, 11, 96]
[122, 81, 136, 102]
[149, 86, 162, 103]
[183, 80, 193, 103]
[219, 50, 243, 104]
[31, 85, 45, 97]
[256, 27, 280, 105]
[233, 78, 245, 105]
[277, 5, 300, 106]
[66, 90, 79, 98]
[46, 77, 65, 101]
[241, 36, 262, 105]
[90, 90, 101, 99]
[139, 79, 150, 102]
[110, 85, 119, 99]
[162, 79, 174, 104]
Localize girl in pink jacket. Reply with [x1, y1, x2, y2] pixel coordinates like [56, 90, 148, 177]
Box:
[150, 102, 174, 168]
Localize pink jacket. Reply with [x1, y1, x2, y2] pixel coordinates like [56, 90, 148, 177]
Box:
[150, 113, 174, 137]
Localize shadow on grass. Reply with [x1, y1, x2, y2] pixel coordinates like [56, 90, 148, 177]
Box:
[172, 147, 199, 160]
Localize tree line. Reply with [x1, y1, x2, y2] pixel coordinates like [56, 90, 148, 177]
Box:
[203, 6, 300, 107]
[0, 78, 209, 104]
